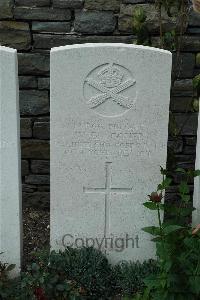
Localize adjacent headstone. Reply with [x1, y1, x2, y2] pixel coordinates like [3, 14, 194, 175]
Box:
[193, 112, 200, 225]
[0, 46, 22, 275]
[51, 43, 172, 262]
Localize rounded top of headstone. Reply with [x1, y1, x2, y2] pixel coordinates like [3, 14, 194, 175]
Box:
[50, 43, 172, 56]
[0, 46, 16, 54]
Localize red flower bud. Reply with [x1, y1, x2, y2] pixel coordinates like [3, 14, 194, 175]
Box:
[148, 192, 162, 203]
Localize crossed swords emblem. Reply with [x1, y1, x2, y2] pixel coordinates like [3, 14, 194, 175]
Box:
[85, 75, 136, 109]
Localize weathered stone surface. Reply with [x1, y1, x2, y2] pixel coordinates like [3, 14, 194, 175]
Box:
[184, 145, 196, 155]
[19, 76, 38, 89]
[189, 10, 200, 27]
[33, 121, 50, 139]
[84, 0, 120, 11]
[18, 53, 50, 75]
[196, 53, 200, 67]
[25, 174, 50, 185]
[185, 136, 197, 146]
[175, 155, 195, 170]
[75, 11, 116, 34]
[0, 0, 14, 19]
[14, 7, 71, 21]
[51, 44, 172, 262]
[23, 191, 50, 208]
[0, 22, 31, 51]
[15, 0, 50, 6]
[32, 21, 71, 33]
[53, 0, 83, 8]
[22, 184, 37, 193]
[38, 185, 50, 191]
[0, 47, 22, 276]
[21, 118, 32, 137]
[173, 53, 195, 79]
[170, 97, 193, 112]
[22, 160, 29, 177]
[173, 113, 198, 136]
[119, 4, 177, 33]
[20, 90, 49, 115]
[187, 27, 200, 34]
[21, 139, 50, 159]
[123, 0, 146, 3]
[181, 36, 200, 52]
[31, 160, 50, 174]
[168, 138, 183, 154]
[33, 34, 134, 49]
[172, 79, 193, 97]
[38, 77, 50, 90]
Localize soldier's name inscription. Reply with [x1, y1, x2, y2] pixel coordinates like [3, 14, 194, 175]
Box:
[56, 118, 164, 157]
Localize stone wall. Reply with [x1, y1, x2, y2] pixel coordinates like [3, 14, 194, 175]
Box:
[0, 0, 199, 208]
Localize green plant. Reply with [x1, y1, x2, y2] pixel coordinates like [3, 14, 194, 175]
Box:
[114, 260, 158, 297]
[0, 248, 163, 299]
[0, 260, 17, 300]
[133, 7, 150, 46]
[140, 168, 200, 299]
[193, 74, 200, 95]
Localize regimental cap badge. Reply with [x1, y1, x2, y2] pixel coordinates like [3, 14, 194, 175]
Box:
[98, 63, 124, 88]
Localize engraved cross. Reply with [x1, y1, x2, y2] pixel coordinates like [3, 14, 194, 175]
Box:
[83, 162, 133, 237]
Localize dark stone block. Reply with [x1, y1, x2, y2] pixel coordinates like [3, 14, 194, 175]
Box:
[187, 27, 200, 34]
[18, 53, 50, 75]
[174, 155, 195, 170]
[23, 191, 50, 208]
[19, 76, 38, 89]
[170, 97, 193, 112]
[173, 53, 195, 79]
[183, 145, 196, 155]
[53, 0, 83, 8]
[21, 160, 29, 177]
[0, 0, 14, 19]
[168, 138, 183, 154]
[21, 140, 50, 159]
[31, 160, 50, 174]
[21, 118, 32, 138]
[32, 21, 71, 33]
[75, 11, 116, 34]
[172, 113, 198, 136]
[123, 0, 147, 3]
[33, 34, 135, 49]
[25, 174, 50, 185]
[20, 90, 49, 115]
[181, 36, 200, 52]
[33, 121, 50, 139]
[189, 10, 200, 27]
[84, 0, 120, 11]
[172, 79, 193, 97]
[22, 184, 37, 193]
[38, 77, 50, 90]
[184, 136, 197, 146]
[0, 21, 31, 50]
[38, 185, 50, 192]
[14, 7, 71, 21]
[15, 0, 50, 6]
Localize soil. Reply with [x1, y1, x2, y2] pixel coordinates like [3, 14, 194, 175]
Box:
[23, 207, 50, 268]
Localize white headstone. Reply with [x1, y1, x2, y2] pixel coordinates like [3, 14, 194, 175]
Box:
[193, 112, 200, 225]
[0, 46, 22, 275]
[51, 44, 172, 262]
